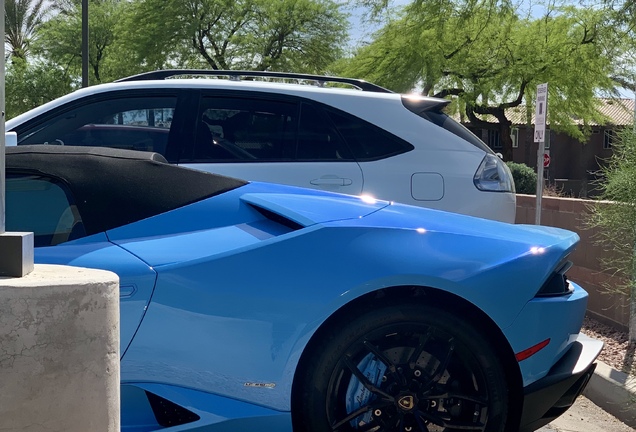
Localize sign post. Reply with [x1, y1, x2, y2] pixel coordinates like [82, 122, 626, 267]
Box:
[534, 83, 548, 225]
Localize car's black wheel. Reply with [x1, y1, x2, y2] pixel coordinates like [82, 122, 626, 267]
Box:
[293, 302, 508, 432]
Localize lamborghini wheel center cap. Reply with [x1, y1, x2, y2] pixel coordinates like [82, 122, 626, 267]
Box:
[397, 394, 417, 411]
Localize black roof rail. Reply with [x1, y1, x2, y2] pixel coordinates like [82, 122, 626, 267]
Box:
[115, 69, 393, 93]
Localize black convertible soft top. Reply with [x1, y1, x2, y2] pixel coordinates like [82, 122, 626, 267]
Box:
[6, 145, 248, 235]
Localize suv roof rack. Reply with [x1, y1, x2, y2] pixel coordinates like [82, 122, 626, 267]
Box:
[115, 69, 393, 93]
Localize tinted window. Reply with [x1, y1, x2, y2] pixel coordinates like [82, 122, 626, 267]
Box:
[401, 96, 491, 153]
[189, 97, 358, 162]
[325, 109, 413, 161]
[423, 111, 491, 153]
[6, 175, 85, 247]
[296, 104, 354, 161]
[188, 97, 296, 161]
[19, 96, 177, 154]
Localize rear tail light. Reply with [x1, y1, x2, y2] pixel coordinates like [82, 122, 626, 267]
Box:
[473, 154, 515, 193]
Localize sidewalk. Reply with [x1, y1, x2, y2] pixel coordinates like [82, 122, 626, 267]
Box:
[582, 360, 636, 428]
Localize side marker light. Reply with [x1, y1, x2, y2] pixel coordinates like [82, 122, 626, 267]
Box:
[515, 338, 550, 362]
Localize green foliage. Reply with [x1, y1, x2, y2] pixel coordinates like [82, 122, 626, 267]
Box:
[586, 128, 636, 298]
[33, 0, 126, 83]
[337, 1, 620, 160]
[29, 0, 348, 85]
[5, 58, 76, 119]
[116, 0, 348, 73]
[5, 0, 49, 60]
[5, 0, 349, 117]
[506, 162, 537, 194]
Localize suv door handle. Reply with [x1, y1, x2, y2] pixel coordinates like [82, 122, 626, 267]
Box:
[311, 177, 353, 186]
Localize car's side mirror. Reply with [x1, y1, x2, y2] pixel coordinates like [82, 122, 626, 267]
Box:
[5, 132, 17, 147]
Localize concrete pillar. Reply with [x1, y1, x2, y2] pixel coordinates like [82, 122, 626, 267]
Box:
[0, 264, 120, 432]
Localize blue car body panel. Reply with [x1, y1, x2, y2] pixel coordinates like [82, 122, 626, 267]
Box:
[34, 235, 157, 356]
[28, 179, 593, 431]
[505, 283, 589, 386]
[121, 384, 291, 432]
[85, 183, 582, 414]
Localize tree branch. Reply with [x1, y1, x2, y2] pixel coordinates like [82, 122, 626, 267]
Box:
[611, 76, 636, 91]
[433, 88, 464, 98]
[444, 36, 472, 60]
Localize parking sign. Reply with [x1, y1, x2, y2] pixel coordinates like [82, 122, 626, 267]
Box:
[534, 83, 548, 142]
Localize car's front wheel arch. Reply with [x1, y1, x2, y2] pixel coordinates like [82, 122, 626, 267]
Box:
[291, 285, 523, 432]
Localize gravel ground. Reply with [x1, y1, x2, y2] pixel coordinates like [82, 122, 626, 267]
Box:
[582, 316, 635, 376]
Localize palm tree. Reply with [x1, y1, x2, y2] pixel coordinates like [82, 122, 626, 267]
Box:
[5, 0, 48, 60]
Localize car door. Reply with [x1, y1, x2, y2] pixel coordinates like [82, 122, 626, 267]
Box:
[179, 94, 364, 195]
[5, 173, 157, 357]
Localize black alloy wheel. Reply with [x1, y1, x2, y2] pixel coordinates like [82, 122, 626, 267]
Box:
[293, 302, 508, 432]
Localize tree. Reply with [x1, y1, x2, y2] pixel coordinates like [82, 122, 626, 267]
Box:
[34, 0, 127, 83]
[4, 0, 48, 60]
[602, 1, 636, 93]
[587, 129, 636, 343]
[5, 58, 75, 119]
[337, 1, 620, 161]
[117, 0, 348, 73]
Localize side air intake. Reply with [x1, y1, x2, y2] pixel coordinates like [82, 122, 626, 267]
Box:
[146, 391, 200, 427]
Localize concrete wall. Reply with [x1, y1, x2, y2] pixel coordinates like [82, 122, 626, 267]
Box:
[0, 264, 120, 432]
[516, 194, 630, 330]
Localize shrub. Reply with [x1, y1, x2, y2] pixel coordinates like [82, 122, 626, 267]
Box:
[585, 128, 636, 341]
[506, 162, 537, 194]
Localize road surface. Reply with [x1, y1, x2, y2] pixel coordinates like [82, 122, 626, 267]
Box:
[537, 396, 633, 432]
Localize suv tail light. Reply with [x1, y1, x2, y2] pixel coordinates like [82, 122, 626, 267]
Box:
[473, 154, 515, 193]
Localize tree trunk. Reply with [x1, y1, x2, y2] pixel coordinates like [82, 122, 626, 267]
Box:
[498, 121, 513, 161]
[465, 104, 514, 161]
[631, 278, 636, 343]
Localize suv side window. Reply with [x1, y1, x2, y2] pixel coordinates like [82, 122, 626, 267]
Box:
[189, 97, 357, 163]
[189, 97, 296, 161]
[19, 96, 177, 155]
[6, 175, 85, 247]
[325, 108, 414, 161]
[296, 103, 354, 161]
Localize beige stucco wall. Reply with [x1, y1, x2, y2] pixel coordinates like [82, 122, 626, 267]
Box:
[516, 194, 630, 330]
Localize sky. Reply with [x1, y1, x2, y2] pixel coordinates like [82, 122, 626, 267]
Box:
[347, 0, 411, 47]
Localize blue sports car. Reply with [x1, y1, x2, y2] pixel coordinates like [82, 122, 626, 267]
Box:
[6, 146, 602, 432]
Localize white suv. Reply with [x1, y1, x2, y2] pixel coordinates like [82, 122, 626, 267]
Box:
[6, 70, 516, 222]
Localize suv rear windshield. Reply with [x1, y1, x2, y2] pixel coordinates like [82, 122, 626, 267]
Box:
[401, 96, 491, 153]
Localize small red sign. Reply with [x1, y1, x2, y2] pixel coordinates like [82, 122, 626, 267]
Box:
[543, 153, 551, 168]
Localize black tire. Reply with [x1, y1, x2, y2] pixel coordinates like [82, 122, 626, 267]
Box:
[292, 302, 508, 432]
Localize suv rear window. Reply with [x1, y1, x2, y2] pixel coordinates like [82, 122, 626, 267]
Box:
[189, 97, 403, 163]
[325, 108, 414, 161]
[297, 104, 354, 161]
[401, 96, 491, 153]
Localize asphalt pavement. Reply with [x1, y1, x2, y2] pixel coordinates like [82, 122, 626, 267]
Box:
[539, 359, 636, 431]
[539, 395, 633, 432]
